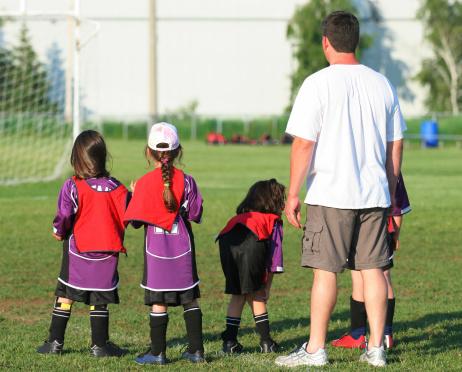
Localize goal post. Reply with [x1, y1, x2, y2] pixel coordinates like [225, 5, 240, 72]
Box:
[0, 0, 99, 185]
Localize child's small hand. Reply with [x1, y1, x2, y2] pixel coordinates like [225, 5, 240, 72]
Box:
[130, 180, 137, 193]
[52, 232, 63, 241]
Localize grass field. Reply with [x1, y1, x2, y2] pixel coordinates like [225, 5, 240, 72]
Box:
[1, 140, 461, 371]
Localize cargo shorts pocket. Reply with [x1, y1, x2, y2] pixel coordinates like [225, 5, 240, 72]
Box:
[302, 223, 323, 255]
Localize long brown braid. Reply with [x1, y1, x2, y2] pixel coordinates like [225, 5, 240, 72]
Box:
[146, 144, 183, 212]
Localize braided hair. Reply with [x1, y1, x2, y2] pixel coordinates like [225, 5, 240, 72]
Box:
[146, 144, 183, 212]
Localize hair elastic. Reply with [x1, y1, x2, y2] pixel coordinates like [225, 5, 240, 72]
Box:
[164, 182, 170, 187]
[161, 157, 169, 165]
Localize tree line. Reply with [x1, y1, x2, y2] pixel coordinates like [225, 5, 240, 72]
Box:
[0, 21, 59, 114]
[287, 0, 462, 115]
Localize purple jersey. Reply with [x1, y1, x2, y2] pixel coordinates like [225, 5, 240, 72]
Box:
[53, 177, 126, 291]
[391, 173, 411, 216]
[139, 174, 203, 291]
[268, 221, 284, 273]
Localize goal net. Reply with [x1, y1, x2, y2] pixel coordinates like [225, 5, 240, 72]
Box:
[0, 9, 98, 185]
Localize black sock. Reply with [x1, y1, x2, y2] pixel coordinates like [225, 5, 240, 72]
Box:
[254, 312, 271, 342]
[350, 296, 367, 339]
[222, 316, 241, 342]
[183, 306, 204, 353]
[385, 298, 395, 336]
[48, 299, 72, 343]
[90, 304, 109, 347]
[150, 312, 168, 355]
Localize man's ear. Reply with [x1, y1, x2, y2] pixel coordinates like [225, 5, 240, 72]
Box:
[322, 36, 329, 50]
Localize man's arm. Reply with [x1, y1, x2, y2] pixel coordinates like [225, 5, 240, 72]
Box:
[285, 137, 316, 228]
[385, 139, 403, 210]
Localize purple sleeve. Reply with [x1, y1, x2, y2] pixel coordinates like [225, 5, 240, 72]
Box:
[268, 221, 284, 273]
[52, 178, 78, 237]
[391, 173, 411, 216]
[182, 175, 203, 223]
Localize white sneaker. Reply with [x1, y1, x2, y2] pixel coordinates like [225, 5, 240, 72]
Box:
[275, 342, 328, 367]
[359, 346, 386, 367]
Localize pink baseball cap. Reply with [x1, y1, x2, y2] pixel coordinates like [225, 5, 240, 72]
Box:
[148, 122, 180, 151]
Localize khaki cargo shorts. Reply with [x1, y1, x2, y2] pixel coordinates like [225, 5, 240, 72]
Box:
[301, 205, 390, 273]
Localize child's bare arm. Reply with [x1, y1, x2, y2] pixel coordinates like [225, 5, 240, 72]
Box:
[52, 232, 63, 241]
[391, 215, 403, 250]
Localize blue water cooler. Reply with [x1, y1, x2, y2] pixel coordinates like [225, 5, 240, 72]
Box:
[420, 120, 439, 148]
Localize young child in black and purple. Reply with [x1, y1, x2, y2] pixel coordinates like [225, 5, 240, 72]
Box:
[37, 130, 129, 357]
[217, 179, 285, 354]
[331, 172, 411, 350]
[124, 122, 205, 365]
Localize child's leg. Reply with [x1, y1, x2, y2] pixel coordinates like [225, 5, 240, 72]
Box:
[222, 295, 246, 341]
[350, 270, 367, 339]
[248, 274, 273, 344]
[89, 304, 109, 347]
[150, 304, 169, 355]
[248, 294, 270, 342]
[183, 299, 204, 353]
[384, 269, 395, 336]
[48, 297, 74, 343]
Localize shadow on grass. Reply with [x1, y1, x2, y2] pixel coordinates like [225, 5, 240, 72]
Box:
[165, 310, 349, 351]
[164, 310, 462, 356]
[394, 311, 462, 353]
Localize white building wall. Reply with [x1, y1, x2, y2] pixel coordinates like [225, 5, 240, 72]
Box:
[0, 0, 433, 118]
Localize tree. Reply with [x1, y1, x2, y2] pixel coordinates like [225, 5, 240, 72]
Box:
[0, 23, 58, 113]
[286, 0, 371, 106]
[416, 0, 462, 114]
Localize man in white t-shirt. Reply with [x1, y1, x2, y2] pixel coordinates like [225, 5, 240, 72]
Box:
[275, 11, 405, 368]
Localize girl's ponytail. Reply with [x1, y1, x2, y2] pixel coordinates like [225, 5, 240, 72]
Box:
[159, 151, 179, 212]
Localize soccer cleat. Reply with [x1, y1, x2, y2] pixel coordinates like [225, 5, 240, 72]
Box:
[181, 350, 206, 363]
[384, 334, 394, 349]
[36, 340, 63, 354]
[90, 341, 126, 357]
[331, 333, 366, 349]
[260, 338, 280, 353]
[275, 342, 328, 367]
[222, 340, 244, 354]
[359, 346, 386, 367]
[135, 349, 168, 365]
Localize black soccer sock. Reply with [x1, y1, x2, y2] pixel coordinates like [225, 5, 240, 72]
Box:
[385, 298, 395, 336]
[350, 296, 367, 339]
[222, 316, 241, 342]
[90, 304, 109, 347]
[48, 298, 72, 343]
[150, 312, 169, 355]
[254, 312, 271, 342]
[183, 305, 204, 353]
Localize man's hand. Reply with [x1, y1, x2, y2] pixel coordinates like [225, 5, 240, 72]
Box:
[285, 194, 302, 228]
[52, 232, 63, 241]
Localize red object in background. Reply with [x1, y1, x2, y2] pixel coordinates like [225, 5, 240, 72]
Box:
[206, 132, 226, 144]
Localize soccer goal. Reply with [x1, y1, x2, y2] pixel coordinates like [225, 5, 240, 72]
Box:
[0, 1, 99, 185]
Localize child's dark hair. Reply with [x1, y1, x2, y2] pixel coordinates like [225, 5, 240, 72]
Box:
[146, 144, 183, 212]
[71, 130, 109, 179]
[236, 179, 286, 216]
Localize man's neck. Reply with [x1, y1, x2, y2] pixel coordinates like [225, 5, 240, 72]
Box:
[328, 53, 359, 65]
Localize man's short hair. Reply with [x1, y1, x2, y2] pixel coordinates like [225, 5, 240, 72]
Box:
[322, 11, 359, 53]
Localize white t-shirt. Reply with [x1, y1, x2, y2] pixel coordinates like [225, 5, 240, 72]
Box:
[286, 64, 406, 209]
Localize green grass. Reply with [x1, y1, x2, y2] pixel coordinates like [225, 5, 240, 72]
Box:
[1, 140, 461, 370]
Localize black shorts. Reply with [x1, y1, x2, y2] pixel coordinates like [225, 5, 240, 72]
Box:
[219, 224, 268, 295]
[144, 285, 200, 307]
[382, 233, 395, 271]
[55, 281, 119, 306]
